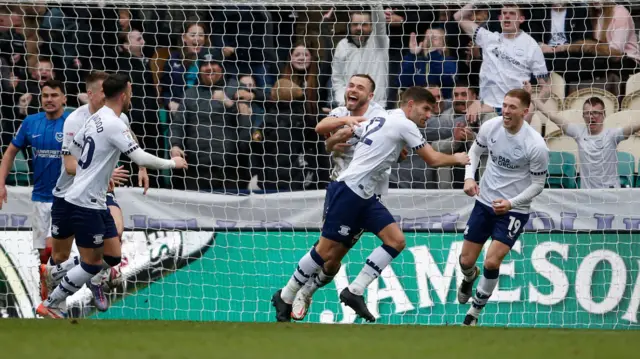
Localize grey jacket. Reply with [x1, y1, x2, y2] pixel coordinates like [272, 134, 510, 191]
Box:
[170, 82, 252, 167]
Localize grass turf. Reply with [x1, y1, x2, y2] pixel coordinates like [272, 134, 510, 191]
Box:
[0, 319, 637, 359]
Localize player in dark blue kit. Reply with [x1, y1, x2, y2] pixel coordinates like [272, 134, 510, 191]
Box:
[0, 79, 69, 299]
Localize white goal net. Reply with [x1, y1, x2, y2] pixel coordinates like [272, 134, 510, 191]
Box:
[0, 0, 639, 329]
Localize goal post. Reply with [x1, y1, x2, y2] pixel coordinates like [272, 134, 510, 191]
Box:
[0, 0, 639, 328]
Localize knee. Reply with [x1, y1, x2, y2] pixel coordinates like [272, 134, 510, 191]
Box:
[459, 252, 476, 269]
[383, 233, 406, 252]
[103, 255, 121, 268]
[53, 251, 70, 264]
[483, 256, 502, 271]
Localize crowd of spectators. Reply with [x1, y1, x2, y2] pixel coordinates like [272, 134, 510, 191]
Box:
[1, 2, 640, 192]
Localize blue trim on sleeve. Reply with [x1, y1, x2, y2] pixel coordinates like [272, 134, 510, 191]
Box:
[531, 170, 548, 176]
[472, 27, 482, 43]
[534, 73, 550, 79]
[411, 142, 426, 151]
[475, 139, 487, 148]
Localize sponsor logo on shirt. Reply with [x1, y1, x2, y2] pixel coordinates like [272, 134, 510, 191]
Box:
[490, 47, 525, 68]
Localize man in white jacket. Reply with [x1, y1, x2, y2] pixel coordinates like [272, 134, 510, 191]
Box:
[331, 5, 389, 108]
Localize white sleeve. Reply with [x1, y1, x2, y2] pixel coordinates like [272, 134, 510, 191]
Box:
[119, 113, 131, 127]
[530, 45, 549, 79]
[106, 120, 140, 155]
[399, 122, 426, 150]
[508, 144, 549, 207]
[611, 128, 625, 144]
[127, 148, 176, 170]
[62, 114, 84, 156]
[70, 125, 86, 158]
[473, 27, 497, 48]
[464, 141, 486, 180]
[331, 42, 348, 107]
[564, 124, 582, 139]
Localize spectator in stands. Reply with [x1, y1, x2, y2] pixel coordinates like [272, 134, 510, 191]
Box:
[445, 5, 490, 88]
[454, 3, 550, 122]
[169, 52, 252, 192]
[117, 29, 161, 188]
[331, 5, 389, 107]
[0, 56, 19, 149]
[529, 4, 597, 85]
[264, 43, 325, 190]
[399, 28, 457, 99]
[583, 2, 640, 95]
[16, 57, 54, 118]
[0, 5, 27, 80]
[231, 73, 266, 142]
[528, 82, 640, 189]
[161, 22, 208, 113]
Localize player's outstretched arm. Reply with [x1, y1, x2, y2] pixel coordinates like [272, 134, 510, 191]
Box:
[315, 116, 366, 135]
[127, 148, 187, 170]
[415, 144, 470, 168]
[0, 144, 20, 208]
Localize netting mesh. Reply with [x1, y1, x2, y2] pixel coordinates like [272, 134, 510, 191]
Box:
[0, 0, 639, 328]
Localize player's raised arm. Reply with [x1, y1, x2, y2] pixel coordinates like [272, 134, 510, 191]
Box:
[454, 3, 480, 37]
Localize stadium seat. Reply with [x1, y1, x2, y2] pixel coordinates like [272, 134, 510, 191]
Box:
[617, 137, 640, 173]
[549, 72, 566, 100]
[8, 150, 31, 187]
[529, 113, 543, 134]
[563, 88, 618, 116]
[605, 111, 635, 131]
[621, 91, 640, 112]
[617, 152, 635, 188]
[626, 73, 640, 95]
[545, 110, 584, 136]
[547, 151, 578, 189]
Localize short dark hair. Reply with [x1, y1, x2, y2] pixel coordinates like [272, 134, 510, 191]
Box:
[583, 96, 606, 109]
[102, 73, 130, 99]
[85, 71, 110, 87]
[400, 86, 436, 106]
[504, 88, 531, 108]
[41, 79, 65, 94]
[453, 78, 478, 96]
[350, 74, 376, 93]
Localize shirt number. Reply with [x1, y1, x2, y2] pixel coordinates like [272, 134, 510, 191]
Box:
[360, 117, 386, 145]
[78, 136, 96, 170]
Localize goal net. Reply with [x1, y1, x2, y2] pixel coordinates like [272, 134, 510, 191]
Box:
[0, 0, 639, 329]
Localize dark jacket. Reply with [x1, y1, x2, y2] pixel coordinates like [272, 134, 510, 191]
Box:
[529, 5, 592, 45]
[160, 51, 200, 108]
[399, 50, 457, 98]
[170, 82, 252, 167]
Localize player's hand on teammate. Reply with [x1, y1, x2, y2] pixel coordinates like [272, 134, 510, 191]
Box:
[463, 179, 479, 197]
[110, 165, 129, 186]
[492, 198, 512, 215]
[138, 167, 150, 195]
[171, 156, 188, 170]
[453, 152, 470, 166]
[343, 116, 367, 129]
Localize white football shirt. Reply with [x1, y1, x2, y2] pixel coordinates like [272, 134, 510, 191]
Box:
[65, 106, 139, 210]
[53, 104, 130, 198]
[565, 124, 624, 189]
[475, 117, 549, 213]
[474, 28, 549, 108]
[328, 102, 387, 181]
[338, 108, 426, 199]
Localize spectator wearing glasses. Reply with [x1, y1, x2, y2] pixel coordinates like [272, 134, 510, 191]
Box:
[527, 81, 640, 189]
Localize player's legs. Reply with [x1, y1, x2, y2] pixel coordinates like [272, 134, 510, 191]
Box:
[464, 210, 529, 326]
[37, 205, 108, 318]
[107, 192, 124, 239]
[340, 197, 399, 323]
[291, 239, 350, 321]
[88, 207, 121, 312]
[32, 201, 53, 263]
[44, 197, 78, 294]
[458, 201, 493, 305]
[272, 181, 359, 322]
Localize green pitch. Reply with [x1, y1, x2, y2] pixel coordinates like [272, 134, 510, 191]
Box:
[0, 319, 636, 359]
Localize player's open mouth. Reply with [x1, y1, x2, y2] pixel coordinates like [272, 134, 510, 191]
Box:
[347, 95, 358, 104]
